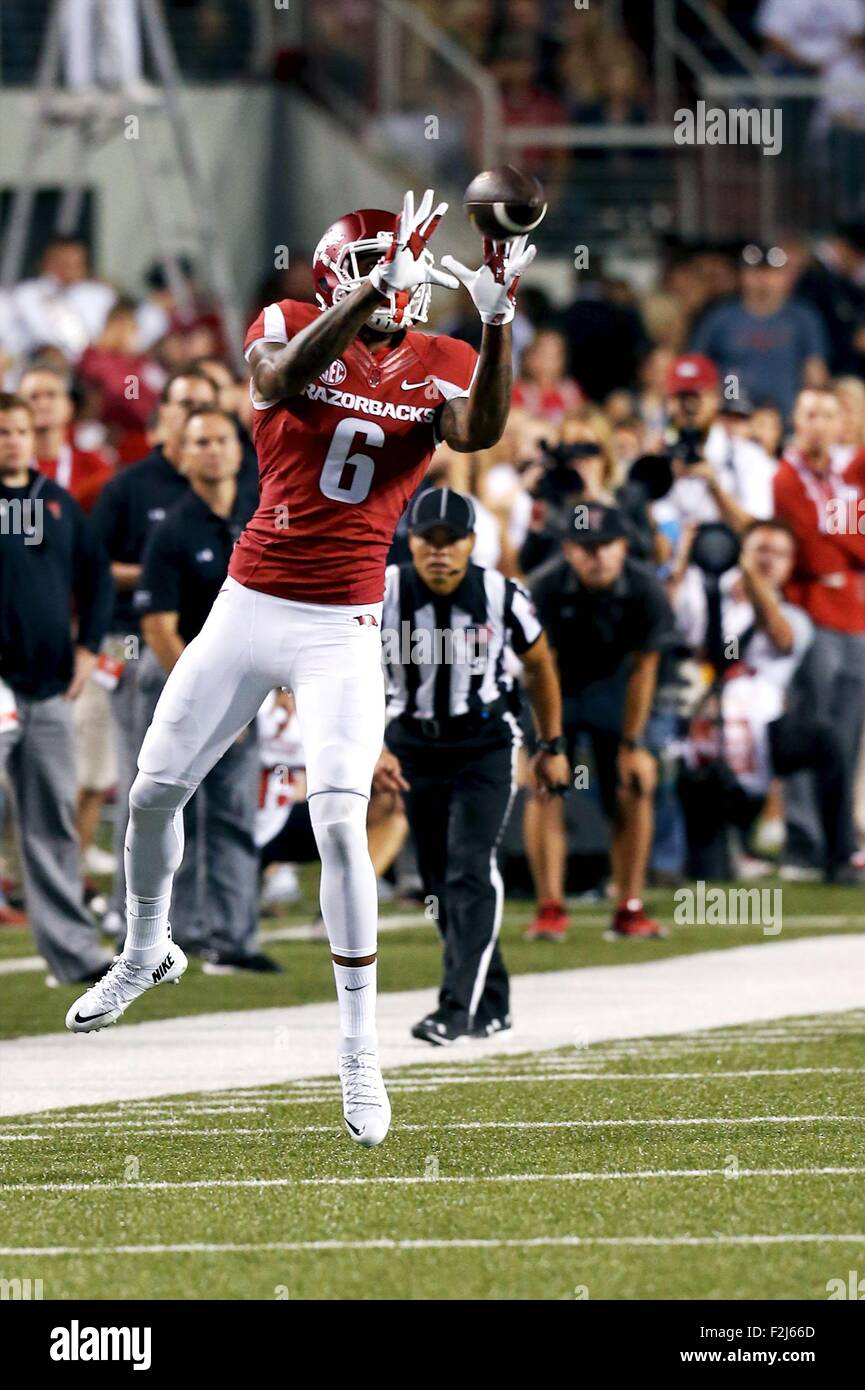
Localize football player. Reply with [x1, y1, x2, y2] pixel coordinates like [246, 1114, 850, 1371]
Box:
[67, 188, 534, 1148]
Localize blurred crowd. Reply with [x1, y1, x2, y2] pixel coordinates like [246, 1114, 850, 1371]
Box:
[308, 0, 865, 190]
[5, 212, 865, 979]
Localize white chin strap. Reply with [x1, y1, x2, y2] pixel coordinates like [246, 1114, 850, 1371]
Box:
[367, 281, 432, 332]
[320, 279, 431, 333]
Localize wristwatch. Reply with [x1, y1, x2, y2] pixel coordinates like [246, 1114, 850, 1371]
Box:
[537, 736, 566, 755]
[620, 736, 647, 751]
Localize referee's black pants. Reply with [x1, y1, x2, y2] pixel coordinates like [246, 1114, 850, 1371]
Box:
[387, 720, 516, 1027]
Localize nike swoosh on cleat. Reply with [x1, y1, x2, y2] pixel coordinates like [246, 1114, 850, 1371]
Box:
[73, 1010, 111, 1024]
[344, 984, 369, 992]
[345, 1119, 364, 1136]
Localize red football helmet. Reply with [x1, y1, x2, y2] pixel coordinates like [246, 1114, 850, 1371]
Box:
[311, 208, 434, 333]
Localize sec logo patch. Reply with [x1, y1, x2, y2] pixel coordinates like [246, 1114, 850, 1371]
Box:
[320, 359, 347, 386]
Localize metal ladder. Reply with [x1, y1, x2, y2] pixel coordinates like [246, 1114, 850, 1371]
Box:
[0, 0, 244, 368]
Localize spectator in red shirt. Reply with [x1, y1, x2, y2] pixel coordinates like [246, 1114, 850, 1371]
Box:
[77, 298, 165, 465]
[513, 329, 585, 424]
[18, 365, 111, 513]
[773, 385, 865, 878]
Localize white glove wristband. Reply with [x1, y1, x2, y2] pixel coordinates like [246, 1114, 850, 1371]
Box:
[479, 302, 516, 326]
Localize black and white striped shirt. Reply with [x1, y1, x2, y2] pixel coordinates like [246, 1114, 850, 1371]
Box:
[382, 561, 542, 722]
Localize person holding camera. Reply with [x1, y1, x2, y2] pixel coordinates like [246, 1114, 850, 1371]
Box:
[654, 354, 775, 555]
[672, 518, 851, 881]
[519, 414, 668, 572]
[524, 502, 676, 941]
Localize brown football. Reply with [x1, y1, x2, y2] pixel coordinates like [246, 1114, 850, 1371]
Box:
[463, 165, 547, 239]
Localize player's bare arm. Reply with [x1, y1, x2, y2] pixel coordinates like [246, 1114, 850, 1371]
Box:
[249, 283, 386, 402]
[440, 321, 513, 452]
[439, 235, 536, 452]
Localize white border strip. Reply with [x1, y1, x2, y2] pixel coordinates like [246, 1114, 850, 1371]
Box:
[4, 1165, 865, 1194]
[0, 1233, 863, 1256]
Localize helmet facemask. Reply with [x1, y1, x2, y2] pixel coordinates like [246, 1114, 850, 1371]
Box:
[315, 229, 433, 333]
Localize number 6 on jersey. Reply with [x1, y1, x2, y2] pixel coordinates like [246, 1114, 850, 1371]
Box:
[319, 417, 383, 504]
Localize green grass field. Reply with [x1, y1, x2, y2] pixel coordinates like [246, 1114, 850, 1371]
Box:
[1, 877, 864, 1300]
[1, 1013, 864, 1299]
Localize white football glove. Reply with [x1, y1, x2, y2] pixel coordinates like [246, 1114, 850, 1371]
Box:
[440, 235, 537, 325]
[369, 188, 459, 296]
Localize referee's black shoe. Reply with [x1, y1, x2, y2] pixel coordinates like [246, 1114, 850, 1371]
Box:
[412, 1009, 513, 1045]
[201, 950, 283, 974]
[472, 1013, 512, 1039]
[411, 1008, 473, 1045]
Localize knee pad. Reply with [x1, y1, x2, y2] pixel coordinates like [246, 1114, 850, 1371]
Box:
[126, 772, 194, 894]
[129, 771, 193, 817]
[308, 742, 374, 799]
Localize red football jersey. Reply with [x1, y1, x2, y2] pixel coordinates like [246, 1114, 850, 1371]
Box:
[229, 299, 478, 604]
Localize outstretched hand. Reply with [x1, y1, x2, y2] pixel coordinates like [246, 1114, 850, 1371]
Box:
[441, 235, 536, 325]
[369, 188, 459, 297]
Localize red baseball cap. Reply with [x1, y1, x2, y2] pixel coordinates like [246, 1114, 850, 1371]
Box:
[666, 353, 719, 394]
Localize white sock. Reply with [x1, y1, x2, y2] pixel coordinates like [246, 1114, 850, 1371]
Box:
[125, 893, 172, 965]
[333, 960, 377, 1051]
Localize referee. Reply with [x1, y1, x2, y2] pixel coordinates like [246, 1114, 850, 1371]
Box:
[375, 487, 569, 1045]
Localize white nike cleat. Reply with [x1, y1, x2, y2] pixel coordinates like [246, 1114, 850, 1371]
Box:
[338, 1047, 391, 1148]
[65, 945, 188, 1032]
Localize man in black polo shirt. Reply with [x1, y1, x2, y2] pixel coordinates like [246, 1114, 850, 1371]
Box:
[134, 405, 276, 971]
[375, 487, 569, 1044]
[92, 369, 218, 927]
[0, 393, 113, 984]
[526, 502, 675, 941]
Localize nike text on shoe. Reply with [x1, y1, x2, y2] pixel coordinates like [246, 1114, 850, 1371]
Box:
[338, 1047, 391, 1148]
[65, 946, 188, 1032]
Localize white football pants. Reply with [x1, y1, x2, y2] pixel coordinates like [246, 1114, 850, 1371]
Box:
[129, 577, 384, 958]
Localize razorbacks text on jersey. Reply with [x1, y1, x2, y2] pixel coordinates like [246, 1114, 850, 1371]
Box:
[229, 299, 478, 604]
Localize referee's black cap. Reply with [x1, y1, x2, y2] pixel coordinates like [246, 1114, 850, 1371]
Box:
[409, 486, 476, 539]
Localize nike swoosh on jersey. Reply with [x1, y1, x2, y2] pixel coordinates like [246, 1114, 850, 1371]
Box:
[400, 378, 432, 391]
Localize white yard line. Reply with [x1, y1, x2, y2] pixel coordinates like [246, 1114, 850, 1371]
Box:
[0, 956, 46, 976]
[2, 934, 864, 1116]
[4, 1165, 865, 1194]
[1, 1064, 857, 1122]
[1, 1113, 862, 1141]
[1, 1233, 863, 1256]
